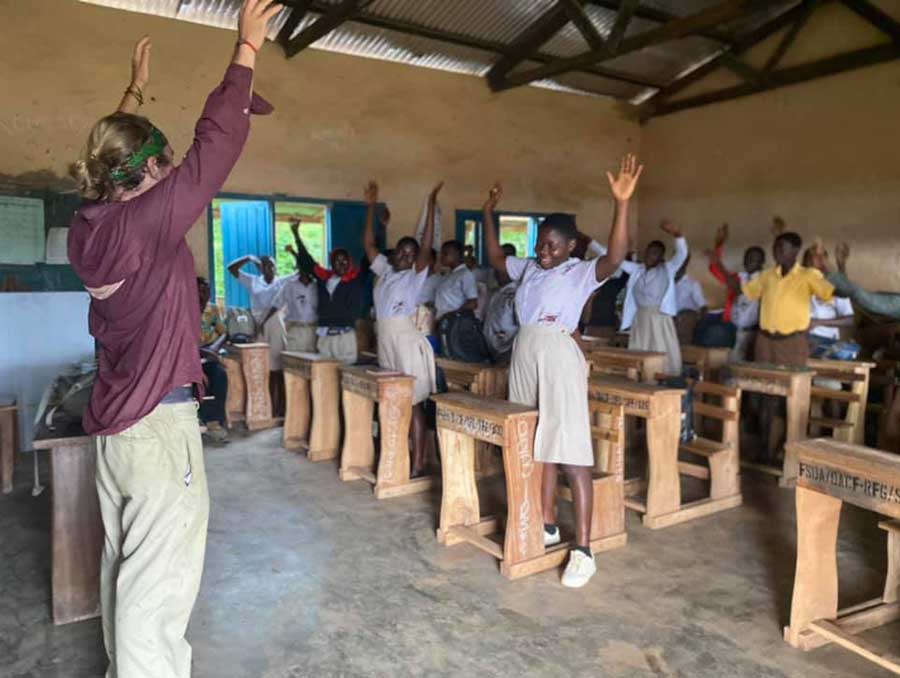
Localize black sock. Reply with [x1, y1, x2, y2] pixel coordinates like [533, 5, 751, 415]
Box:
[544, 523, 558, 533]
[573, 546, 592, 558]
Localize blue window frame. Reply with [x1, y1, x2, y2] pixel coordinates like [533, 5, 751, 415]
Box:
[455, 209, 567, 264]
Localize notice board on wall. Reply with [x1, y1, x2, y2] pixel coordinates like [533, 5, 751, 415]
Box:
[0, 196, 45, 265]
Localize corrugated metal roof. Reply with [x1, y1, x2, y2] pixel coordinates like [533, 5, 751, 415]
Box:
[76, 0, 807, 103]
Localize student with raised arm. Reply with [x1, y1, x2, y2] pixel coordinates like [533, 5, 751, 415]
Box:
[482, 154, 641, 588]
[364, 180, 442, 477]
[618, 221, 689, 376]
[67, 3, 279, 675]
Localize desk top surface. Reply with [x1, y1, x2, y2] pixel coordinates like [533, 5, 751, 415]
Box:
[584, 345, 666, 359]
[434, 357, 500, 374]
[226, 342, 269, 352]
[32, 420, 91, 449]
[341, 365, 415, 383]
[807, 357, 876, 371]
[731, 362, 815, 378]
[589, 375, 683, 396]
[282, 351, 341, 366]
[432, 392, 536, 421]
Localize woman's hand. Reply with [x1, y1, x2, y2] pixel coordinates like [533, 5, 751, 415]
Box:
[239, 0, 283, 50]
[483, 182, 502, 211]
[660, 220, 682, 238]
[130, 36, 152, 90]
[364, 180, 379, 205]
[714, 222, 729, 248]
[606, 153, 643, 204]
[428, 181, 444, 206]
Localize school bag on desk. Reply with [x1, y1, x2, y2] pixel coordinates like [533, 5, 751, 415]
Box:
[438, 310, 491, 364]
[226, 307, 256, 344]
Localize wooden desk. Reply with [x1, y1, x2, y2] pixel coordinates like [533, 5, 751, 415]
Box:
[784, 439, 900, 675]
[588, 377, 692, 529]
[584, 346, 666, 384]
[282, 351, 342, 461]
[339, 366, 434, 499]
[33, 422, 102, 626]
[1, 404, 16, 494]
[806, 358, 875, 445]
[435, 357, 508, 476]
[222, 343, 274, 431]
[681, 345, 729, 381]
[730, 362, 815, 488]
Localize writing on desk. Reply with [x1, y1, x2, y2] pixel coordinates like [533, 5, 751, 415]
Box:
[799, 462, 900, 504]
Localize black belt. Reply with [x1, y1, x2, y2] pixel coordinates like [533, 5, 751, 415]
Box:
[759, 329, 806, 341]
[159, 385, 194, 404]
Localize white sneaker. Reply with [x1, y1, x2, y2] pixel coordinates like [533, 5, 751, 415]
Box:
[544, 526, 561, 547]
[561, 549, 596, 588]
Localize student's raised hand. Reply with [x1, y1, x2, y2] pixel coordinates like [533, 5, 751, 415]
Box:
[239, 0, 284, 50]
[289, 218, 301, 234]
[285, 244, 296, 255]
[130, 36, 152, 90]
[660, 220, 682, 238]
[772, 216, 786, 236]
[714, 222, 729, 248]
[428, 181, 444, 205]
[364, 180, 379, 205]
[484, 182, 502, 210]
[835, 242, 850, 272]
[606, 153, 643, 203]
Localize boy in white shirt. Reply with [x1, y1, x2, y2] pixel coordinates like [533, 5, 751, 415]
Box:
[434, 240, 479, 319]
[275, 271, 318, 353]
[674, 255, 707, 344]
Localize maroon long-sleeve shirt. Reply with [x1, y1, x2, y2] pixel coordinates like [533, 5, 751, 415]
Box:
[68, 64, 272, 435]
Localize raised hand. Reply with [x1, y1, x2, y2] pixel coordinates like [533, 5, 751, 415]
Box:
[483, 182, 502, 210]
[364, 180, 379, 205]
[772, 216, 786, 236]
[835, 242, 850, 272]
[660, 220, 682, 238]
[131, 36, 152, 90]
[606, 153, 643, 204]
[714, 222, 729, 248]
[285, 244, 296, 255]
[239, 0, 284, 50]
[289, 218, 300, 233]
[428, 181, 444, 205]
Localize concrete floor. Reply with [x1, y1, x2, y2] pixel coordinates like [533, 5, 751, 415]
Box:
[2, 427, 899, 678]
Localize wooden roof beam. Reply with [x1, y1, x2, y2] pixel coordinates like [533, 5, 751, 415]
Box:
[840, 0, 900, 43]
[282, 0, 374, 58]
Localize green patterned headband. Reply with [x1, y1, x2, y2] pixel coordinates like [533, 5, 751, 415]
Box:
[109, 127, 167, 183]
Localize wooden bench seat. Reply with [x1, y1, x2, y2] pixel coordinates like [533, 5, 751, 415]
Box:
[808, 416, 854, 431]
[806, 358, 874, 446]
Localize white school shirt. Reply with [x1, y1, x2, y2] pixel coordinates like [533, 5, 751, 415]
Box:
[371, 253, 429, 319]
[274, 277, 318, 324]
[619, 237, 688, 330]
[416, 273, 442, 306]
[237, 270, 290, 316]
[731, 271, 760, 329]
[435, 264, 478, 317]
[506, 256, 603, 332]
[810, 295, 854, 340]
[675, 275, 707, 313]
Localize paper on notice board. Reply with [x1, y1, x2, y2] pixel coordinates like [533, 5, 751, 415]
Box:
[0, 196, 45, 265]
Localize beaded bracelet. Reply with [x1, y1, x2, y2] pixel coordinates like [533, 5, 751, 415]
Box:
[237, 39, 259, 54]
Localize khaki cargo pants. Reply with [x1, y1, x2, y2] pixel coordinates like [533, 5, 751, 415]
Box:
[95, 401, 209, 678]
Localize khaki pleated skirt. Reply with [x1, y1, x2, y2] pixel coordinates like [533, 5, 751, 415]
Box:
[628, 305, 682, 376]
[255, 311, 287, 371]
[377, 315, 436, 405]
[509, 324, 593, 466]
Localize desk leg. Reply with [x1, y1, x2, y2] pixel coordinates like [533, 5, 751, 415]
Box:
[339, 391, 375, 482]
[283, 371, 310, 451]
[783, 377, 812, 487]
[374, 383, 413, 496]
[244, 347, 273, 430]
[222, 356, 245, 428]
[51, 443, 103, 625]
[499, 417, 545, 579]
[1, 409, 14, 494]
[436, 428, 480, 544]
[644, 410, 681, 525]
[308, 367, 341, 462]
[784, 486, 841, 647]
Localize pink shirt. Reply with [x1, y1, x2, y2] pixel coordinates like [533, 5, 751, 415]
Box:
[68, 64, 272, 435]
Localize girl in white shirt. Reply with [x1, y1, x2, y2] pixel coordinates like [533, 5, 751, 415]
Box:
[481, 154, 642, 589]
[364, 180, 441, 478]
[619, 223, 689, 375]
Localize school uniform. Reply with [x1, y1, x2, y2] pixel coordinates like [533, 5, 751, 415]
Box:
[414, 272, 441, 337]
[506, 256, 604, 467]
[435, 264, 478, 319]
[275, 277, 318, 353]
[483, 281, 519, 359]
[620, 237, 688, 375]
[371, 254, 436, 405]
[237, 269, 289, 370]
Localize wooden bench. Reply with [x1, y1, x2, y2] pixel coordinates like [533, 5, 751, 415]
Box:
[807, 358, 874, 445]
[730, 362, 815, 488]
[588, 377, 689, 529]
[784, 438, 900, 675]
[433, 392, 626, 580]
[435, 357, 508, 476]
[338, 366, 435, 499]
[282, 351, 342, 461]
[681, 345, 730, 381]
[676, 381, 743, 523]
[583, 345, 666, 384]
[1, 403, 17, 494]
[32, 422, 101, 626]
[222, 343, 274, 431]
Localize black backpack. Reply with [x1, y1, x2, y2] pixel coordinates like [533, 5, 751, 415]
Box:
[438, 310, 492, 364]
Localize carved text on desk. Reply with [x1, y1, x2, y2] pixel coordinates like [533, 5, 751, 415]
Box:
[380, 382, 404, 482]
[515, 417, 538, 558]
[592, 391, 650, 414]
[343, 374, 379, 400]
[799, 462, 900, 505]
[436, 409, 504, 445]
[246, 350, 269, 422]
